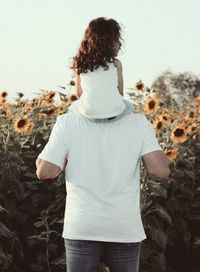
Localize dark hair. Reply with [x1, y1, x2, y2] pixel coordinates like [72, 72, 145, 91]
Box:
[70, 17, 124, 75]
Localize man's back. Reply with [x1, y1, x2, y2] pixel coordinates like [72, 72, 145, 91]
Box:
[38, 111, 169, 242]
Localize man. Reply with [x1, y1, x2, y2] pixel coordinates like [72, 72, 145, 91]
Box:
[36, 105, 170, 272]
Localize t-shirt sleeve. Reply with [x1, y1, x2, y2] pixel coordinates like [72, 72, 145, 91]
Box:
[37, 115, 69, 168]
[140, 115, 162, 156]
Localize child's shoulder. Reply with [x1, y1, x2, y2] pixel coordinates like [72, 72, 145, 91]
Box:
[113, 58, 122, 69]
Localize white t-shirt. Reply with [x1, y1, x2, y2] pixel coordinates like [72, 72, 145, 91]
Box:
[37, 111, 162, 242]
[69, 62, 126, 119]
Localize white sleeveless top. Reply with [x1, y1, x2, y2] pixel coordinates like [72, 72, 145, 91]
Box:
[69, 62, 126, 119]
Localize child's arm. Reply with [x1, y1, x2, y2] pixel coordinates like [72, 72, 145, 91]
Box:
[75, 73, 83, 98]
[114, 59, 124, 96]
[73, 68, 83, 98]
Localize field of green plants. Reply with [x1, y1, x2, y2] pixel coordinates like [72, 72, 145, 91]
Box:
[0, 78, 200, 272]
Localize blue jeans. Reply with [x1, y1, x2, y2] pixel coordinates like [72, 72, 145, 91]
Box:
[64, 239, 141, 272]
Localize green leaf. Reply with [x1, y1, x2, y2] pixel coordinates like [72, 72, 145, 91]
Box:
[0, 204, 8, 214]
[0, 222, 17, 239]
[145, 205, 173, 226]
[151, 227, 168, 249]
[51, 254, 66, 267]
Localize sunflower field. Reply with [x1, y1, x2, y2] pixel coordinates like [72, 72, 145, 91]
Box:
[0, 81, 200, 272]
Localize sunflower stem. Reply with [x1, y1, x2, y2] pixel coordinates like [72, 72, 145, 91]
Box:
[4, 129, 10, 153]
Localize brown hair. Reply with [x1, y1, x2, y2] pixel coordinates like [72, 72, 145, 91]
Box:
[70, 17, 124, 75]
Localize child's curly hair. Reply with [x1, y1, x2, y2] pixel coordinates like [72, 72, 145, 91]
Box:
[70, 17, 124, 75]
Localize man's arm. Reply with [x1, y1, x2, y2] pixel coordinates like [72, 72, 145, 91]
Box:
[142, 150, 171, 180]
[36, 158, 62, 180]
[35, 115, 68, 181]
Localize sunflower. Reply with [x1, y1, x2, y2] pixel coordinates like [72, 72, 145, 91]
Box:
[178, 117, 191, 129]
[170, 126, 188, 144]
[135, 80, 144, 90]
[32, 96, 42, 107]
[13, 117, 31, 133]
[193, 96, 200, 106]
[160, 114, 172, 126]
[153, 119, 163, 134]
[56, 103, 66, 115]
[23, 102, 33, 112]
[186, 123, 198, 135]
[161, 107, 169, 114]
[60, 95, 69, 103]
[44, 91, 56, 105]
[17, 92, 24, 98]
[69, 80, 75, 86]
[144, 96, 159, 115]
[170, 118, 175, 124]
[188, 110, 195, 118]
[179, 110, 198, 125]
[69, 94, 78, 103]
[165, 148, 179, 161]
[0, 98, 7, 104]
[25, 122, 34, 133]
[40, 107, 56, 117]
[45, 97, 54, 106]
[3, 104, 14, 120]
[0, 91, 8, 99]
[192, 129, 200, 140]
[0, 101, 7, 110]
[46, 91, 56, 100]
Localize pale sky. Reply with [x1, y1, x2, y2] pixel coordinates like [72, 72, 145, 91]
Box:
[0, 0, 200, 102]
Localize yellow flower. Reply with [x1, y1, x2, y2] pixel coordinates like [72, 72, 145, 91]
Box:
[40, 107, 56, 117]
[44, 91, 56, 105]
[187, 109, 199, 123]
[46, 91, 56, 100]
[0, 98, 7, 104]
[188, 110, 195, 118]
[60, 96, 69, 103]
[5, 104, 14, 120]
[69, 80, 75, 86]
[170, 118, 175, 124]
[0, 91, 8, 106]
[0, 91, 8, 99]
[165, 148, 179, 161]
[160, 114, 172, 126]
[0, 101, 6, 110]
[144, 96, 159, 115]
[170, 126, 188, 144]
[25, 122, 34, 133]
[192, 129, 200, 140]
[135, 80, 144, 90]
[56, 103, 67, 115]
[179, 117, 191, 129]
[13, 117, 32, 133]
[193, 96, 200, 105]
[0, 103, 14, 120]
[23, 102, 33, 112]
[186, 123, 198, 135]
[161, 108, 169, 114]
[32, 97, 42, 107]
[69, 94, 78, 103]
[153, 119, 163, 134]
[45, 98, 54, 106]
